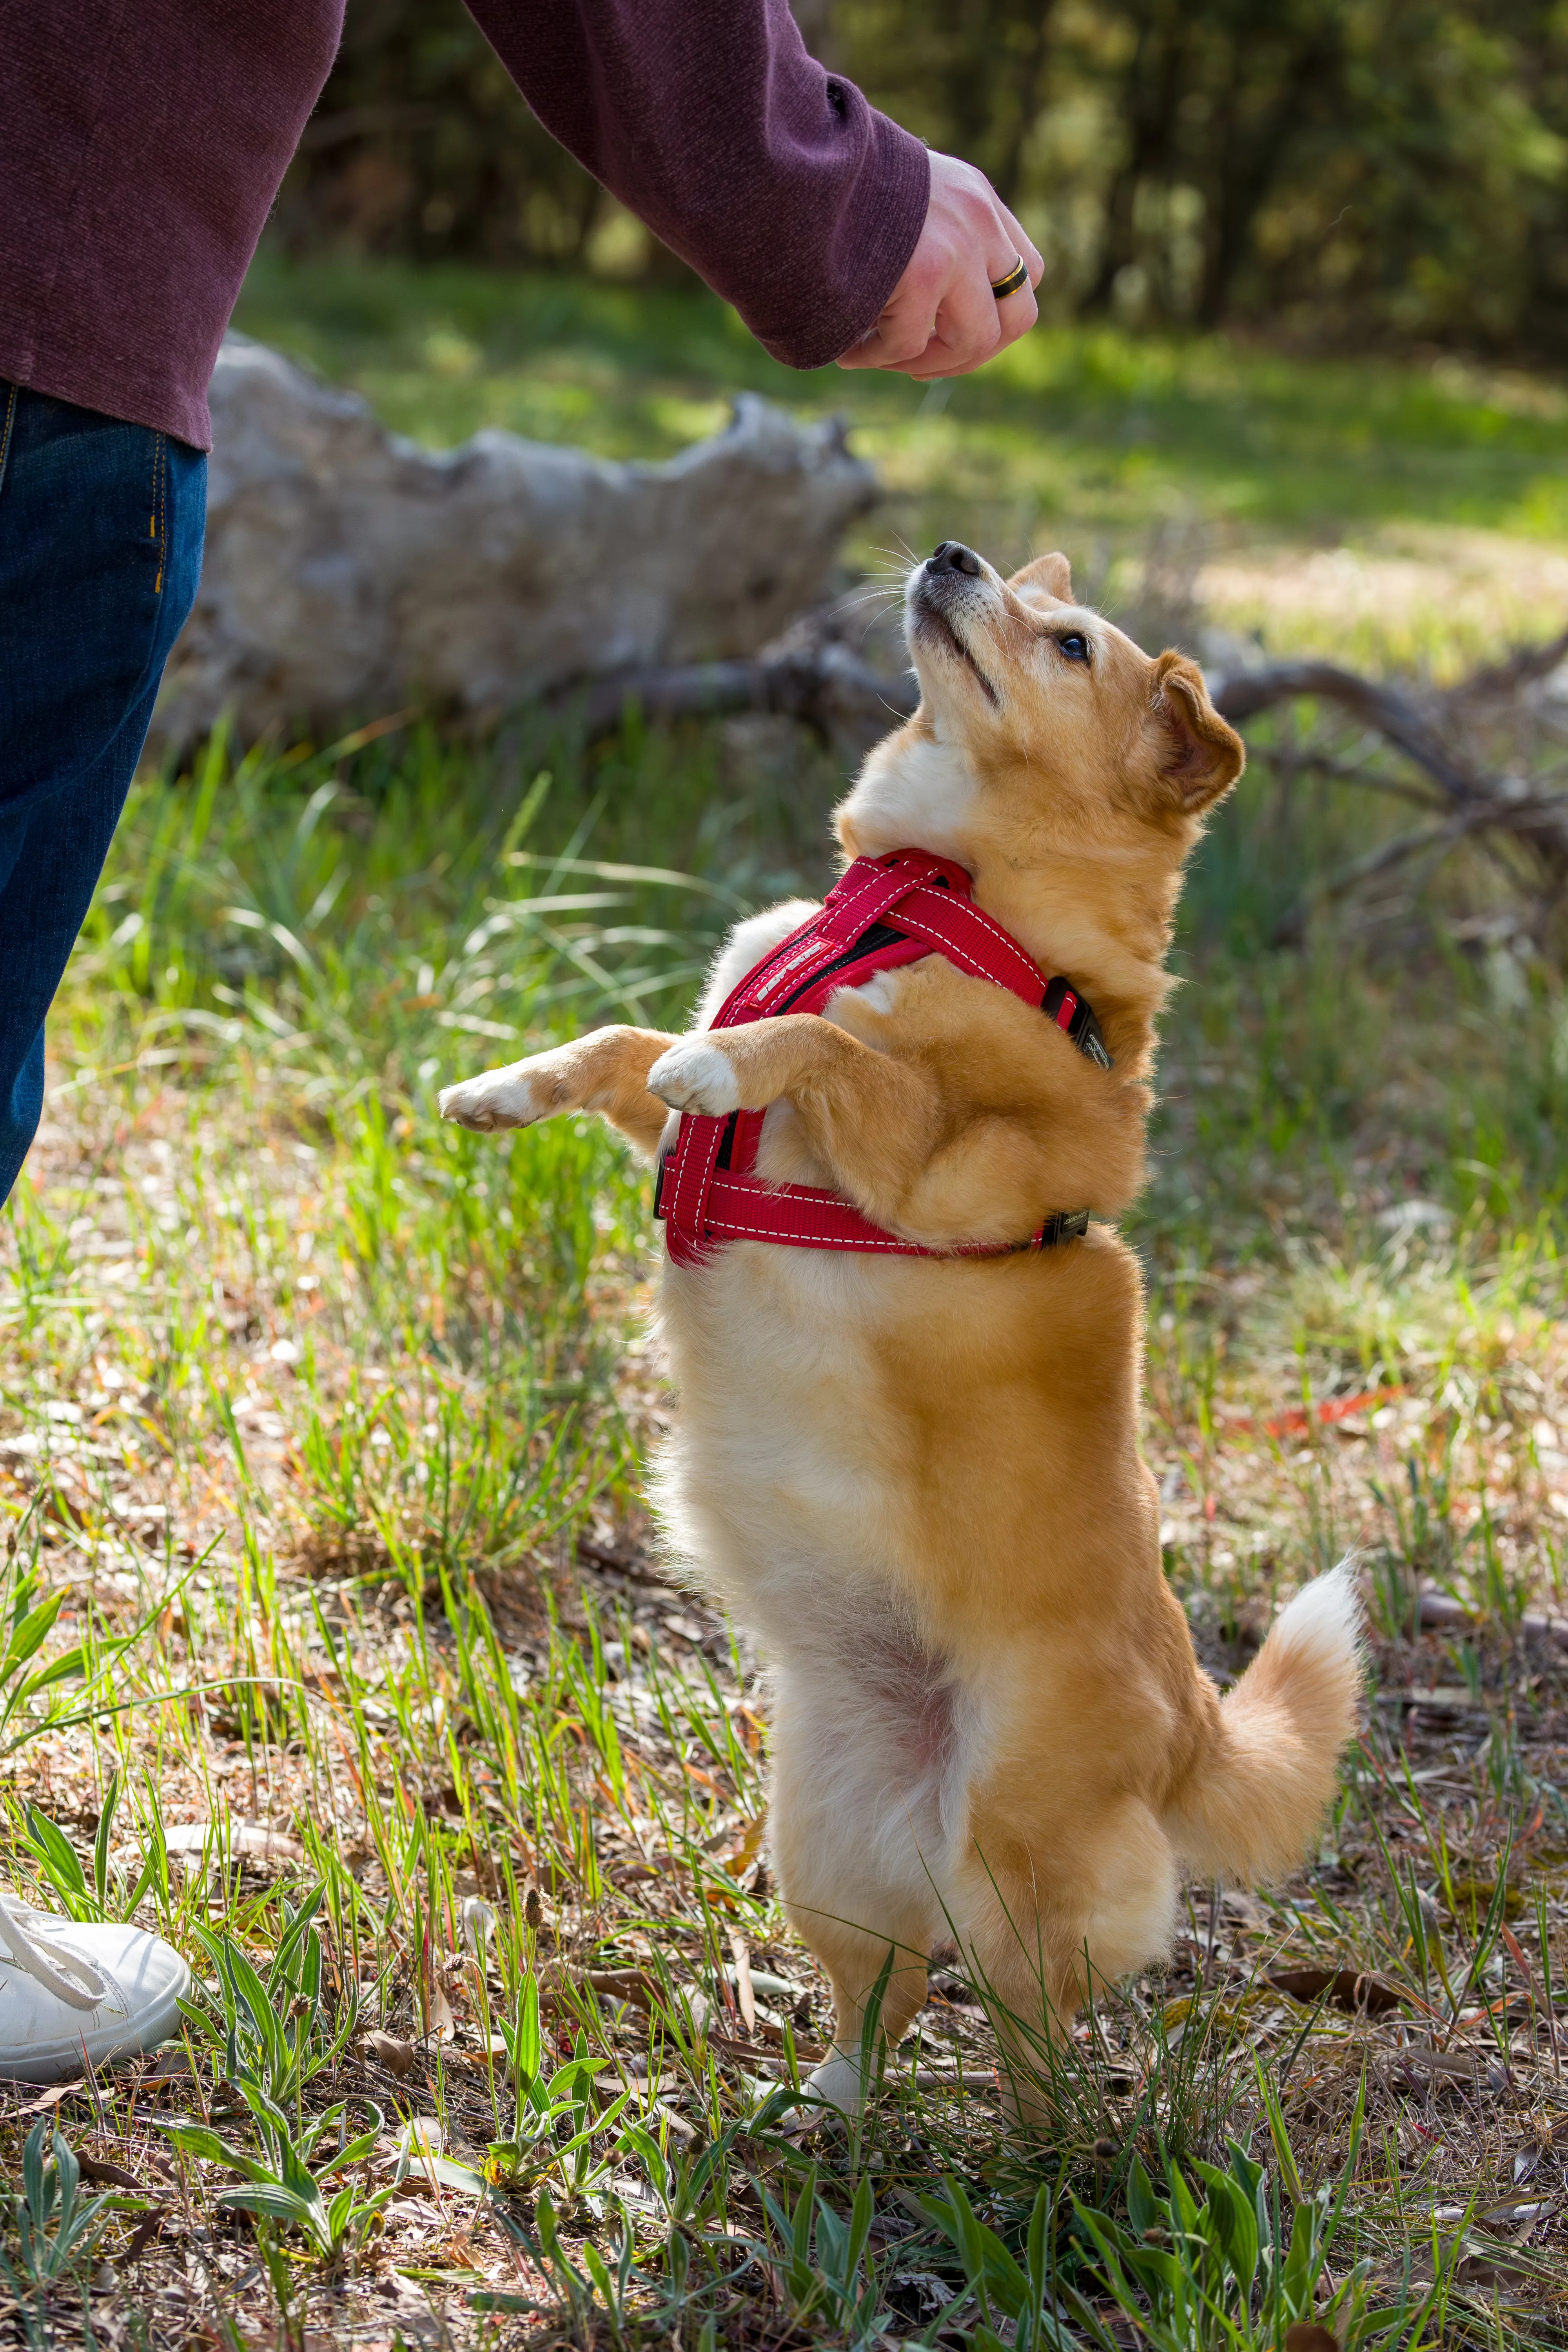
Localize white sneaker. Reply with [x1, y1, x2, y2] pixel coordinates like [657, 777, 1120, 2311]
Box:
[0, 1893, 190, 2083]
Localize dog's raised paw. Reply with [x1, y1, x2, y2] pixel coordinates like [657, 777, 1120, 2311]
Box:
[646, 1038, 740, 1118]
[438, 1067, 539, 1131]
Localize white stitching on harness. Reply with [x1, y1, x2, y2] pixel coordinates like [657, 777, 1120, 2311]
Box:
[896, 890, 1041, 989]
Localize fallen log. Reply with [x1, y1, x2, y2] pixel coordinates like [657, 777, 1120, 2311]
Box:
[1209, 656, 1568, 869]
[153, 336, 878, 751]
[557, 639, 916, 748]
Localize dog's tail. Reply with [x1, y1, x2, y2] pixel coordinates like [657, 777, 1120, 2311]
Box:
[1164, 1563, 1364, 1883]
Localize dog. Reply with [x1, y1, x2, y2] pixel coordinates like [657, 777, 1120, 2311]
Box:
[440, 541, 1363, 2120]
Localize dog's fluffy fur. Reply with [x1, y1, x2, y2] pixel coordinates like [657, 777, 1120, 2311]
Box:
[441, 546, 1363, 2117]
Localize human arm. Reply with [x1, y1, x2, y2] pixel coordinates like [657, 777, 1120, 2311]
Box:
[463, 0, 929, 370]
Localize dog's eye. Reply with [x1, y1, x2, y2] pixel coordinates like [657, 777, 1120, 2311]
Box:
[1055, 633, 1090, 664]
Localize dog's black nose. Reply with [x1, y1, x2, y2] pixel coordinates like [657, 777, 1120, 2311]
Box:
[929, 541, 983, 577]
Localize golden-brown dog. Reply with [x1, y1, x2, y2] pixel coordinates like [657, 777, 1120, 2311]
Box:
[440, 542, 1362, 2119]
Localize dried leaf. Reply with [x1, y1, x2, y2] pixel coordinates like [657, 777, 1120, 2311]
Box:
[729, 1933, 756, 2033]
[421, 1945, 454, 2043]
[1269, 1968, 1411, 2016]
[722, 1815, 768, 1877]
[137, 2051, 192, 2085]
[1413, 2240, 1544, 2290]
[1263, 1386, 1403, 1438]
[76, 2151, 152, 2193]
[683, 1984, 713, 2034]
[1389, 2045, 1509, 2094]
[367, 2030, 416, 2079]
[558, 1966, 660, 2015]
[395, 2119, 486, 2198]
[594, 2067, 675, 2095]
[120, 2209, 165, 2265]
[708, 2027, 828, 2067]
[1284, 2327, 1340, 2352]
[164, 1820, 304, 1866]
[13, 2080, 84, 2113]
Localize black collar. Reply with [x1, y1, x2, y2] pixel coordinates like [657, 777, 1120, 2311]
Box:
[1043, 976, 1113, 1069]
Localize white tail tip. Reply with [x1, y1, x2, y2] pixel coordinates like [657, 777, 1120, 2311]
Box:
[1267, 1559, 1365, 1670]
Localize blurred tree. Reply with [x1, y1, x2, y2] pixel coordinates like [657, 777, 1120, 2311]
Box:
[1078, 0, 1348, 327]
[273, 0, 668, 275]
[275, 0, 1568, 357]
[1233, 2, 1568, 348]
[806, 0, 1061, 207]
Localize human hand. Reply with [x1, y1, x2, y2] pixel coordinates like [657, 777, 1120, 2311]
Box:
[837, 150, 1042, 379]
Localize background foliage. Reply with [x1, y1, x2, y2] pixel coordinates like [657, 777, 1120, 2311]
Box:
[279, 0, 1568, 355]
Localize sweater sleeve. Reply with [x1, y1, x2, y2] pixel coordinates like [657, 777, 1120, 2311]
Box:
[461, 0, 930, 370]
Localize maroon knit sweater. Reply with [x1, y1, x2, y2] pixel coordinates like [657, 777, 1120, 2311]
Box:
[1, 0, 930, 451]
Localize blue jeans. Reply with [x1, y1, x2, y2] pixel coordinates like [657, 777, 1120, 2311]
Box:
[0, 386, 206, 1203]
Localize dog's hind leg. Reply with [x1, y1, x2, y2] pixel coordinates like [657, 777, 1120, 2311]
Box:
[768, 1638, 957, 2115]
[949, 1776, 1178, 2127]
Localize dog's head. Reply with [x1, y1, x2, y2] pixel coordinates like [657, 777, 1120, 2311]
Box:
[835, 543, 1244, 996]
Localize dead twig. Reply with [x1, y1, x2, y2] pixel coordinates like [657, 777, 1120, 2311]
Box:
[1419, 1588, 1568, 1648]
[1210, 637, 1568, 936]
[555, 643, 917, 750]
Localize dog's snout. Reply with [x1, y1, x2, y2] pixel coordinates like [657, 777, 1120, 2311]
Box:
[929, 541, 983, 578]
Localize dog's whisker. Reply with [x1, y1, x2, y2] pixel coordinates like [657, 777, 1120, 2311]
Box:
[867, 540, 920, 569]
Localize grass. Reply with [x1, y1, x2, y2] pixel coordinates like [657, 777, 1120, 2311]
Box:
[1, 265, 1568, 2343]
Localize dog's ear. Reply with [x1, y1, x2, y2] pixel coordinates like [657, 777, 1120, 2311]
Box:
[1008, 552, 1073, 607]
[1148, 652, 1245, 814]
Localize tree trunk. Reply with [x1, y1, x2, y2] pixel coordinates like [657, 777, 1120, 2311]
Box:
[1086, 2, 1189, 312]
[993, 0, 1057, 212]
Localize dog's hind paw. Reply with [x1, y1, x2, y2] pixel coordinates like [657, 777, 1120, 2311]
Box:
[802, 2051, 866, 2116]
[438, 1065, 540, 1131]
[646, 1038, 741, 1118]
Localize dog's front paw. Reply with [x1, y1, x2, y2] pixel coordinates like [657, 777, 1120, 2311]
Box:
[646, 1038, 741, 1118]
[438, 1063, 541, 1132]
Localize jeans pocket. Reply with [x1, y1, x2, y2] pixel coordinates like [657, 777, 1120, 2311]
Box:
[0, 392, 207, 812]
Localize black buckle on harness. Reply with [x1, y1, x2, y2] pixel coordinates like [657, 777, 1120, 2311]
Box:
[1042, 976, 1113, 1070]
[1028, 1207, 1091, 1251]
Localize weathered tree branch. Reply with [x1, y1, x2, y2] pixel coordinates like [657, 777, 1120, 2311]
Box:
[556, 644, 917, 748]
[1207, 659, 1479, 801]
[1445, 622, 1568, 704]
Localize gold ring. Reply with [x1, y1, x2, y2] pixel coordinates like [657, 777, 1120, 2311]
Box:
[989, 255, 1029, 301]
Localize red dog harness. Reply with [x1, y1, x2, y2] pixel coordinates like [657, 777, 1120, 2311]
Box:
[654, 849, 1112, 1267]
